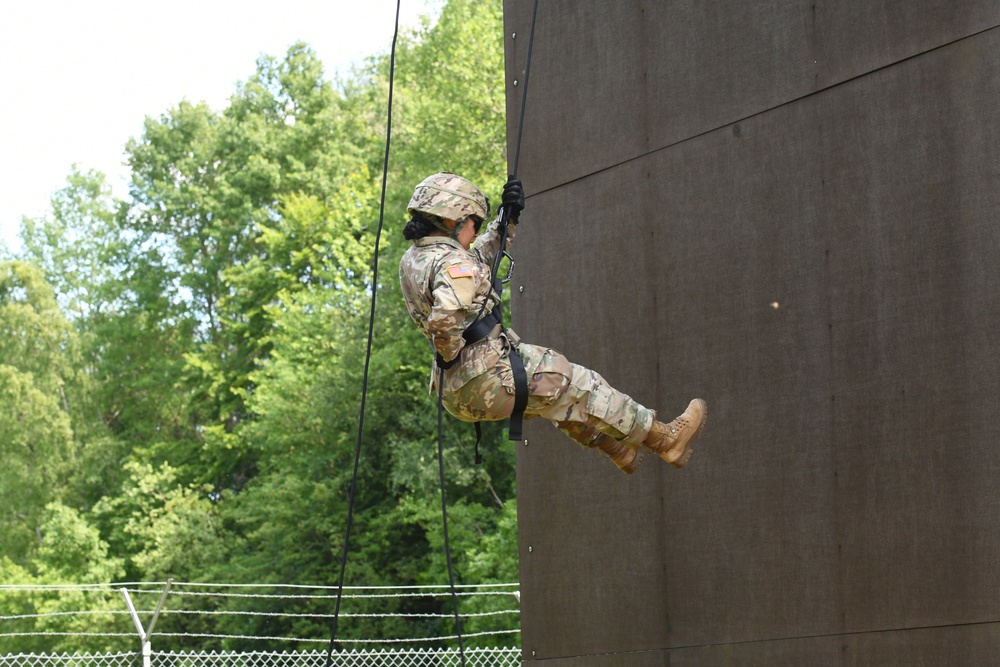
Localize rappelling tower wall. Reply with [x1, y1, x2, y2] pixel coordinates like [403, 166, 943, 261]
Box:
[505, 2, 1000, 664]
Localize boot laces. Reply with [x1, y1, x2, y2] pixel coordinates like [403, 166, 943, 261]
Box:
[664, 419, 685, 435]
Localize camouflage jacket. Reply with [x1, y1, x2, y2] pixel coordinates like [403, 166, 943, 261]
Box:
[399, 217, 517, 366]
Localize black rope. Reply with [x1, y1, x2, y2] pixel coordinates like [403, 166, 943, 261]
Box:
[437, 371, 467, 665]
[325, 1, 401, 664]
[477, 0, 540, 444]
[327, 1, 541, 664]
[429, 1, 542, 662]
[511, 0, 540, 178]
[488, 0, 539, 293]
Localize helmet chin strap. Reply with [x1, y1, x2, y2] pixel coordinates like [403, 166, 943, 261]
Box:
[432, 218, 463, 240]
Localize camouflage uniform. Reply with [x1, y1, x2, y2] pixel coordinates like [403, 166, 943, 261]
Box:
[399, 217, 654, 449]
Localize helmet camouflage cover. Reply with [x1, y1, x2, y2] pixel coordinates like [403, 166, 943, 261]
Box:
[407, 172, 490, 224]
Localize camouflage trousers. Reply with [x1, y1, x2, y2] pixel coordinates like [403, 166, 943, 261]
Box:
[436, 334, 653, 448]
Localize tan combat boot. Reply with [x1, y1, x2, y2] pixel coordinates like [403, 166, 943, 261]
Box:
[592, 434, 643, 474]
[643, 399, 707, 468]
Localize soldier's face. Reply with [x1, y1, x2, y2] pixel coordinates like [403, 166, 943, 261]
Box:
[456, 218, 478, 249]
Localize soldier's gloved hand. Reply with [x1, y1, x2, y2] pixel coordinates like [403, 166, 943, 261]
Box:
[502, 177, 525, 222]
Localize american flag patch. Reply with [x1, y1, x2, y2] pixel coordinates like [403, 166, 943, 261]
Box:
[448, 265, 474, 278]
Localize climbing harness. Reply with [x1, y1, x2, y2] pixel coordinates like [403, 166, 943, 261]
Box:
[435, 205, 528, 457]
[326, 2, 539, 666]
[435, 0, 540, 450]
[485, 203, 530, 443]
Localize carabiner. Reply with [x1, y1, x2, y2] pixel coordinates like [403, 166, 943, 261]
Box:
[501, 251, 516, 284]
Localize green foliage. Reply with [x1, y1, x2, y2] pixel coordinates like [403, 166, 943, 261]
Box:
[91, 461, 228, 583]
[0, 261, 79, 392]
[17, 167, 124, 322]
[2, 0, 520, 654]
[0, 365, 74, 561]
[0, 262, 79, 560]
[0, 504, 127, 655]
[393, 0, 507, 190]
[461, 499, 521, 644]
[16, 169, 196, 505]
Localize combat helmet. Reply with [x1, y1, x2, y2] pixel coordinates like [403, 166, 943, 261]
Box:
[407, 173, 490, 236]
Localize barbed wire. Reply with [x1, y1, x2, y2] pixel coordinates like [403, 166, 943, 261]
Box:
[0, 582, 517, 592]
[0, 611, 132, 621]
[2, 609, 518, 622]
[137, 590, 517, 600]
[0, 581, 520, 654]
[172, 582, 520, 589]
[0, 630, 519, 644]
[157, 629, 519, 645]
[0, 583, 520, 603]
[0, 633, 135, 639]
[0, 581, 521, 650]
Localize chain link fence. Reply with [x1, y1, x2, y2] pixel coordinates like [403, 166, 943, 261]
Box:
[1, 583, 520, 667]
[0, 648, 521, 667]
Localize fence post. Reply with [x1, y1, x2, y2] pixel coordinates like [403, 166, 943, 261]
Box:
[120, 579, 173, 667]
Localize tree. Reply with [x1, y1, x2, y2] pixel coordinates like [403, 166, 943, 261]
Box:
[17, 167, 123, 322]
[124, 43, 389, 489]
[0, 503, 126, 655]
[17, 169, 196, 504]
[1, 0, 518, 653]
[391, 0, 507, 201]
[0, 262, 79, 561]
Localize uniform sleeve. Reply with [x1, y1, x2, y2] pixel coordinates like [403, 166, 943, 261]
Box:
[472, 216, 516, 268]
[426, 258, 484, 362]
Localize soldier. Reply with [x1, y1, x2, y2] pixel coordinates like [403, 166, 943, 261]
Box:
[398, 172, 707, 473]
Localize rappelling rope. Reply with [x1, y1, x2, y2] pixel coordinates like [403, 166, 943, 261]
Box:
[510, 0, 539, 179]
[436, 378, 468, 665]
[326, 1, 540, 665]
[325, 1, 402, 664]
[476, 0, 540, 444]
[429, 1, 540, 664]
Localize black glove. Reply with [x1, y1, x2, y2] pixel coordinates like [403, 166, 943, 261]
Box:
[501, 177, 525, 221]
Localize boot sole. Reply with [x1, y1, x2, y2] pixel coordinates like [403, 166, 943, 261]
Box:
[663, 399, 708, 469]
[617, 447, 643, 474]
[591, 436, 645, 475]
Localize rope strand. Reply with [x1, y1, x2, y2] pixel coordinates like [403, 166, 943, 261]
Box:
[327, 2, 541, 664]
[326, 1, 402, 664]
[511, 0, 541, 178]
[433, 1, 541, 660]
[437, 375, 467, 666]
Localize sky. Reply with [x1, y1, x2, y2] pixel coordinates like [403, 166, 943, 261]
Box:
[0, 0, 443, 252]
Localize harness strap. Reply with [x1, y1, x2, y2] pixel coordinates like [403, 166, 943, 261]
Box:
[435, 304, 529, 447]
[434, 308, 500, 370]
[507, 346, 529, 441]
[435, 352, 460, 370]
[462, 308, 502, 344]
[435, 209, 528, 461]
